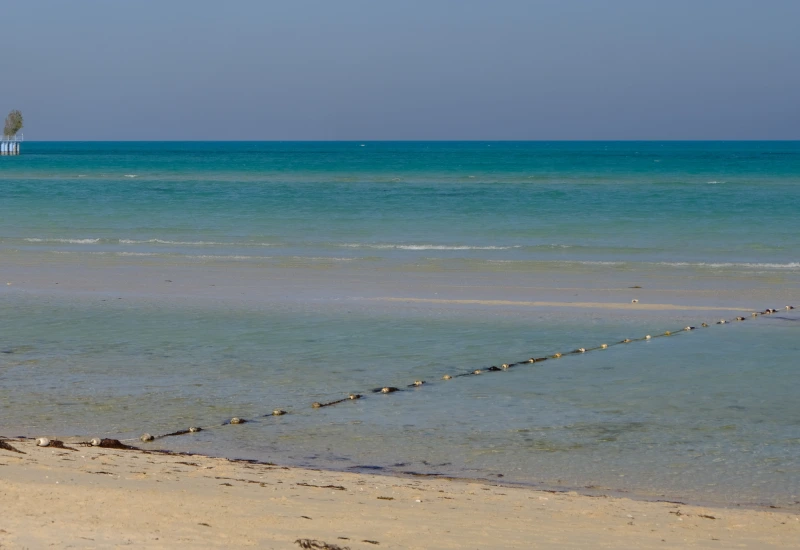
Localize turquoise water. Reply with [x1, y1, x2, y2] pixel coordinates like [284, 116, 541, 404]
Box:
[3, 141, 800, 267]
[1, 142, 799, 508]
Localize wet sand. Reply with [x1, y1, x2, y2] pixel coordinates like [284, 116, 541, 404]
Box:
[372, 297, 755, 312]
[1, 438, 797, 549]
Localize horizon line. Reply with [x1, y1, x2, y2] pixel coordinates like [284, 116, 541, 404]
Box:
[16, 139, 800, 143]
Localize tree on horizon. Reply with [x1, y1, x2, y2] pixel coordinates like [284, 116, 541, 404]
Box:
[4, 110, 23, 137]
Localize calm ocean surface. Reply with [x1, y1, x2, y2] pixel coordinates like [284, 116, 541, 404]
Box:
[1, 142, 799, 508]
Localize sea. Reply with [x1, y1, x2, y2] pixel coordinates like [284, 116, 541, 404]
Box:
[1, 141, 799, 509]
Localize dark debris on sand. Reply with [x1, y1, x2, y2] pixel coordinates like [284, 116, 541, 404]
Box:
[295, 539, 350, 550]
[0, 440, 25, 454]
[78, 438, 138, 450]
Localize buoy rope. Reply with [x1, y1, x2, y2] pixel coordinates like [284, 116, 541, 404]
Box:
[60, 305, 795, 448]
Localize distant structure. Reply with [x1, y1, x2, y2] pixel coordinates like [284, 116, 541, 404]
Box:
[1, 134, 22, 155]
[2, 109, 23, 155]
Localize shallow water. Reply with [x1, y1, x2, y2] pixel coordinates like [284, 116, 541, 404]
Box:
[1, 142, 799, 508]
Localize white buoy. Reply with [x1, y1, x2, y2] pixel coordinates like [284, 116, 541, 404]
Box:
[442, 374, 452, 380]
[631, 299, 639, 303]
[36, 437, 50, 447]
[90, 437, 102, 446]
[645, 335, 651, 340]
[601, 344, 608, 349]
[189, 426, 201, 432]
[140, 433, 154, 442]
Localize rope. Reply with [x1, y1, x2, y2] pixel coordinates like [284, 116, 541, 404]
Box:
[312, 394, 363, 408]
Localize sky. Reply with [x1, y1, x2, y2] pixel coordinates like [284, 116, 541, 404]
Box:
[3, 0, 799, 140]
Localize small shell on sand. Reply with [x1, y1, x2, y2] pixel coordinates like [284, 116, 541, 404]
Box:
[36, 437, 50, 447]
[140, 433, 154, 442]
[273, 409, 287, 415]
[442, 374, 452, 380]
[189, 426, 202, 432]
[90, 437, 102, 446]
[229, 417, 244, 424]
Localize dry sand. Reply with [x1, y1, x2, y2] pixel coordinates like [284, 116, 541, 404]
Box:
[1, 438, 797, 549]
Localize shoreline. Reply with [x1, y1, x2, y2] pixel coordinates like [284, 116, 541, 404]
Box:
[3, 434, 796, 515]
[2, 437, 798, 549]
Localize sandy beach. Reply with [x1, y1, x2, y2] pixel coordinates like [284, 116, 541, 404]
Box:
[1, 438, 797, 549]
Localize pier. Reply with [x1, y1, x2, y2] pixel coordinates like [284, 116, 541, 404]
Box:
[1, 134, 22, 155]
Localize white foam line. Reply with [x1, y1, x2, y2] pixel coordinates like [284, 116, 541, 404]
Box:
[25, 238, 101, 244]
[339, 243, 520, 250]
[119, 239, 277, 247]
[657, 262, 800, 269]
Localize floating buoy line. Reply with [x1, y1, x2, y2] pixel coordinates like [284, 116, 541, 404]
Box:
[21, 305, 797, 450]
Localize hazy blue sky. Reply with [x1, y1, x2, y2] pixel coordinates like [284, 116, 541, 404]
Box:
[3, 0, 799, 140]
